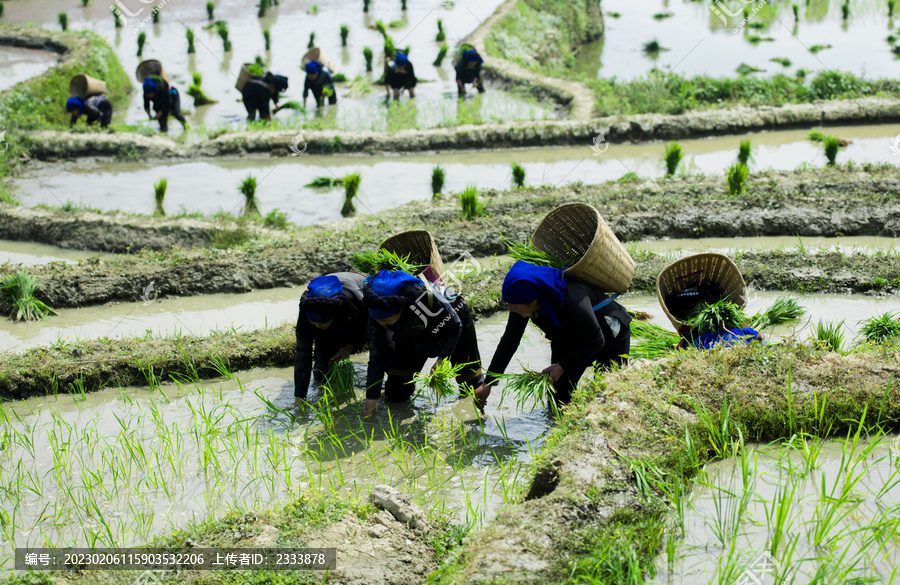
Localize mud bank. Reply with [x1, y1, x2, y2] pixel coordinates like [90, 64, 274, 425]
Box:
[15, 96, 900, 159]
[431, 343, 900, 583]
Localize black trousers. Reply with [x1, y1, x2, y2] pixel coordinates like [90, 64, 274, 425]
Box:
[311, 84, 338, 108]
[549, 332, 630, 407]
[159, 89, 188, 131]
[86, 101, 113, 128]
[383, 309, 483, 402]
[293, 329, 347, 399]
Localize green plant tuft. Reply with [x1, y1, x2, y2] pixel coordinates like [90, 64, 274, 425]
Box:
[153, 178, 167, 217]
[206, 1, 215, 20]
[458, 184, 484, 220]
[239, 175, 260, 216]
[433, 44, 449, 66]
[725, 163, 749, 195]
[663, 142, 683, 176]
[510, 162, 525, 189]
[2, 271, 59, 322]
[341, 172, 361, 217]
[431, 166, 445, 199]
[687, 298, 747, 335]
[859, 312, 900, 344]
[351, 249, 425, 275]
[58, 12, 68, 31]
[340, 25, 349, 46]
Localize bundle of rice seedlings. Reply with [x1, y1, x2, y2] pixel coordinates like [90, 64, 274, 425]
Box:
[431, 166, 445, 198]
[206, 1, 215, 20]
[504, 238, 570, 269]
[350, 249, 425, 275]
[239, 175, 261, 216]
[663, 142, 683, 176]
[629, 321, 680, 360]
[279, 100, 304, 111]
[493, 370, 554, 412]
[413, 359, 465, 400]
[153, 178, 167, 217]
[324, 359, 356, 404]
[58, 12, 68, 31]
[725, 163, 749, 195]
[340, 25, 349, 46]
[511, 162, 525, 189]
[308, 32, 315, 49]
[459, 184, 484, 220]
[341, 172, 362, 217]
[187, 72, 217, 106]
[823, 136, 839, 166]
[686, 298, 748, 335]
[436, 19, 446, 42]
[2, 271, 59, 322]
[248, 63, 266, 77]
[737, 139, 753, 166]
[152, 6, 160, 22]
[859, 312, 900, 344]
[332, 73, 348, 82]
[814, 319, 844, 352]
[890, 0, 896, 17]
[433, 44, 449, 66]
[263, 29, 271, 51]
[304, 176, 344, 188]
[186, 27, 196, 54]
[137, 32, 147, 57]
[749, 297, 806, 329]
[363, 47, 374, 71]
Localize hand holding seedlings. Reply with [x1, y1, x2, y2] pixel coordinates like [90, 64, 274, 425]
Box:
[541, 363, 564, 383]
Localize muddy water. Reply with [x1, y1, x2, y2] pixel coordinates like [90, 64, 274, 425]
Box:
[577, 0, 896, 80]
[13, 124, 900, 223]
[0, 312, 551, 567]
[649, 436, 900, 584]
[0, 0, 553, 133]
[0, 46, 59, 92]
[0, 239, 106, 266]
[633, 236, 899, 257]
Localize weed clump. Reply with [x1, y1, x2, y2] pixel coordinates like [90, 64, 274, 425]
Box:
[859, 312, 900, 344]
[2, 271, 59, 322]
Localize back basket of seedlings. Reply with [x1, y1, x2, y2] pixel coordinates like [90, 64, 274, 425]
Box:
[656, 252, 748, 331]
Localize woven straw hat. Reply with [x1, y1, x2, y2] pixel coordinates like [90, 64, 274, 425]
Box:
[379, 230, 446, 279]
[531, 203, 635, 293]
[656, 252, 748, 330]
[135, 60, 169, 83]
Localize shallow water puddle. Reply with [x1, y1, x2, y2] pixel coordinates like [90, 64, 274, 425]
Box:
[579, 0, 898, 80]
[649, 434, 900, 584]
[0, 46, 59, 92]
[13, 124, 900, 222]
[633, 236, 900, 258]
[0, 239, 107, 267]
[0, 313, 553, 568]
[1, 0, 553, 131]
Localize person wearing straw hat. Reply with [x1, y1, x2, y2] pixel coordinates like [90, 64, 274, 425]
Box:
[384, 52, 417, 101]
[303, 61, 337, 109]
[142, 76, 188, 133]
[473, 261, 631, 410]
[66, 95, 113, 129]
[294, 272, 369, 407]
[242, 71, 290, 122]
[455, 49, 485, 97]
[362, 270, 483, 418]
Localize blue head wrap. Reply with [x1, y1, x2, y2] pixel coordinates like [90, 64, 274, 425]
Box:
[394, 52, 409, 66]
[365, 270, 421, 320]
[66, 97, 85, 114]
[142, 77, 158, 94]
[305, 61, 321, 75]
[305, 275, 342, 323]
[464, 50, 483, 64]
[501, 261, 567, 328]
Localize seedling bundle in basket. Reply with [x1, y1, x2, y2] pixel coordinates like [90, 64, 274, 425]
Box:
[504, 238, 572, 270]
[350, 249, 426, 276]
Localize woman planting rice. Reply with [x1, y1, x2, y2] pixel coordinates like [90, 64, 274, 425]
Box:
[384, 52, 417, 101]
[303, 60, 337, 108]
[474, 261, 631, 410]
[455, 48, 485, 97]
[294, 273, 368, 407]
[142, 76, 188, 133]
[241, 71, 289, 121]
[65, 95, 113, 129]
[362, 270, 483, 418]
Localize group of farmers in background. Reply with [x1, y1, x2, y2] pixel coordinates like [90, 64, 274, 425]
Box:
[64, 46, 486, 131]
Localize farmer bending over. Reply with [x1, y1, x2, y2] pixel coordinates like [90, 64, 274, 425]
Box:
[385, 52, 417, 101]
[143, 76, 188, 133]
[242, 71, 289, 122]
[303, 61, 337, 109]
[363, 270, 483, 418]
[66, 95, 113, 129]
[294, 273, 369, 407]
[455, 49, 485, 97]
[473, 261, 631, 411]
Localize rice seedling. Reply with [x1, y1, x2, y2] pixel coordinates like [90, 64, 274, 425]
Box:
[263, 29, 271, 51]
[663, 142, 683, 176]
[432, 43, 450, 67]
[185, 27, 196, 53]
[735, 62, 765, 75]
[340, 24, 349, 46]
[2, 271, 58, 322]
[493, 370, 554, 412]
[341, 172, 362, 217]
[859, 312, 900, 344]
[737, 139, 753, 166]
[643, 39, 667, 55]
[206, 1, 215, 20]
[279, 100, 304, 111]
[332, 73, 348, 82]
[770, 57, 792, 68]
[239, 175, 261, 216]
[215, 21, 231, 52]
[459, 184, 484, 220]
[809, 43, 832, 53]
[152, 6, 159, 23]
[308, 32, 315, 49]
[823, 135, 840, 166]
[414, 360, 465, 400]
[307, 4, 319, 14]
[749, 296, 806, 329]
[364, 0, 371, 12]
[653, 11, 673, 19]
[814, 319, 844, 352]
[889, 34, 898, 44]
[153, 178, 167, 217]
[112, 6, 120, 27]
[687, 298, 748, 335]
[792, 3, 800, 19]
[436, 19, 446, 41]
[510, 162, 526, 189]
[58, 12, 68, 31]
[324, 359, 356, 405]
[504, 238, 569, 269]
[137, 32, 147, 57]
[187, 72, 216, 106]
[628, 320, 680, 360]
[431, 165, 445, 199]
[684, 394, 740, 459]
[841, 0, 849, 19]
[351, 248, 425, 275]
[725, 163, 749, 195]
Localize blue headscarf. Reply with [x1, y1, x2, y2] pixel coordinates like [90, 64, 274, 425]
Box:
[463, 50, 483, 64]
[305, 60, 321, 75]
[66, 97, 85, 114]
[394, 52, 410, 66]
[142, 77, 158, 94]
[365, 270, 421, 320]
[305, 275, 342, 323]
[501, 261, 567, 328]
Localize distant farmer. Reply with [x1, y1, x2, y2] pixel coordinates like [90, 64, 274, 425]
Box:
[384, 52, 417, 101]
[242, 71, 289, 122]
[294, 272, 369, 407]
[363, 270, 483, 418]
[473, 261, 631, 410]
[66, 94, 113, 129]
[303, 61, 337, 108]
[455, 49, 485, 97]
[142, 76, 188, 133]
